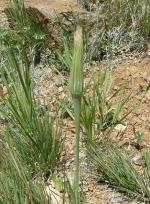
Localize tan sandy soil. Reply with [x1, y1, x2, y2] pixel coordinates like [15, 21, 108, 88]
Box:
[111, 57, 150, 142]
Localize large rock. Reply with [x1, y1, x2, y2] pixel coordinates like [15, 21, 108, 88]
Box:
[23, 0, 106, 49]
[3, 0, 107, 58]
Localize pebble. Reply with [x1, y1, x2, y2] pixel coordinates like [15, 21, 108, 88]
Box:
[58, 86, 63, 92]
[115, 124, 127, 132]
[132, 154, 145, 166]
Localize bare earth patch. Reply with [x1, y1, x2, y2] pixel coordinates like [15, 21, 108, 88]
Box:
[112, 57, 150, 142]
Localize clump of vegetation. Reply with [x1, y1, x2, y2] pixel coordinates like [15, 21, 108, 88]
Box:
[86, 140, 150, 201]
[82, 65, 132, 139]
[0, 33, 61, 203]
[79, 0, 150, 60]
[0, 147, 51, 204]
[0, 47, 61, 173]
[2, 0, 46, 64]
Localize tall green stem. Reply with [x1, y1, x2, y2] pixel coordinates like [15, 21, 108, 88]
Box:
[69, 26, 83, 204]
[73, 96, 81, 203]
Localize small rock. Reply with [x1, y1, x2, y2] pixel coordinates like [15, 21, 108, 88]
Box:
[115, 124, 127, 132]
[83, 187, 88, 192]
[88, 183, 95, 192]
[143, 77, 150, 82]
[140, 115, 147, 121]
[132, 154, 145, 166]
[58, 87, 63, 92]
[147, 51, 150, 56]
[113, 85, 119, 90]
[46, 184, 63, 204]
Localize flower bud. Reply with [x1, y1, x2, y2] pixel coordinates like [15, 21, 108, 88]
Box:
[69, 26, 83, 98]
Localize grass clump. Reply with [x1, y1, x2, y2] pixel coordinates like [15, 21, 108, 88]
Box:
[86, 140, 150, 201]
[3, 0, 46, 60]
[0, 47, 61, 173]
[0, 146, 51, 204]
[82, 65, 131, 139]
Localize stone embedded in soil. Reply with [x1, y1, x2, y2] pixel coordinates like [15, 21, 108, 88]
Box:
[132, 154, 145, 166]
[115, 124, 127, 132]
